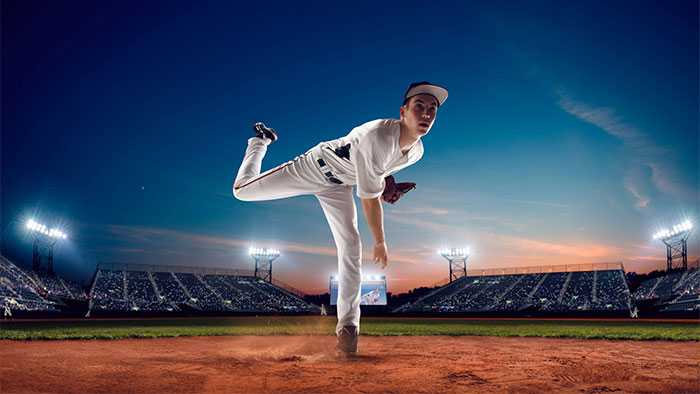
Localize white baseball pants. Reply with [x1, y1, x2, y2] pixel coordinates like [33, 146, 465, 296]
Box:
[233, 137, 362, 335]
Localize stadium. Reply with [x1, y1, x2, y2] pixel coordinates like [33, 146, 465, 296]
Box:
[3, 1, 699, 393]
[1, 239, 699, 392]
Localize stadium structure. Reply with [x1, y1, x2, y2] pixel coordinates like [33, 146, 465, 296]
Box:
[0, 256, 317, 317]
[394, 263, 633, 316]
[2, 252, 698, 318]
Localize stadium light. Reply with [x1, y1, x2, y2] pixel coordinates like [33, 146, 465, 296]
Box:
[653, 220, 693, 240]
[439, 246, 471, 283]
[25, 216, 69, 275]
[438, 247, 470, 259]
[26, 218, 68, 239]
[653, 219, 694, 271]
[249, 245, 280, 282]
[248, 246, 280, 258]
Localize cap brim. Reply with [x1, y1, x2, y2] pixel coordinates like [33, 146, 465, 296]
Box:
[405, 84, 448, 106]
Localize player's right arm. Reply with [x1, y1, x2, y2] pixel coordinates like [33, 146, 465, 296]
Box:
[360, 197, 388, 268]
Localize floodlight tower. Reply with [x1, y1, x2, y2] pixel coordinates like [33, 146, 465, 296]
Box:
[653, 220, 693, 272]
[439, 247, 470, 283]
[249, 247, 280, 283]
[26, 219, 68, 275]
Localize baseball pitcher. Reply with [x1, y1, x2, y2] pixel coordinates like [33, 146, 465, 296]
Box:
[233, 81, 448, 353]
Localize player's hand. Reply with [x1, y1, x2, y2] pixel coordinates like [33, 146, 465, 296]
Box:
[373, 242, 388, 268]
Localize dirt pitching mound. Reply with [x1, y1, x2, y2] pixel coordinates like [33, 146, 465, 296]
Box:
[1, 336, 698, 393]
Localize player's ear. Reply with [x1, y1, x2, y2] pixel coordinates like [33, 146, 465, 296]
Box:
[399, 105, 405, 120]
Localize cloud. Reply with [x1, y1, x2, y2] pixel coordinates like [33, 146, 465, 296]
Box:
[384, 212, 623, 264]
[498, 234, 621, 259]
[557, 89, 697, 205]
[387, 205, 450, 216]
[107, 225, 337, 258]
[624, 176, 650, 208]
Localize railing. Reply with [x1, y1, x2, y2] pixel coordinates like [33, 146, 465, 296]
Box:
[97, 262, 254, 277]
[465, 262, 624, 277]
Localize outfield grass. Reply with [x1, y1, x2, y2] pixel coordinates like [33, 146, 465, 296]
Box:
[1, 316, 698, 341]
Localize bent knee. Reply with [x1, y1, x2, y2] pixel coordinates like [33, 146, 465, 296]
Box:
[233, 183, 255, 202]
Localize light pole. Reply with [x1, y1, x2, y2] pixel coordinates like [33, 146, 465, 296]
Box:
[653, 220, 693, 272]
[26, 219, 67, 275]
[248, 247, 280, 283]
[439, 247, 470, 283]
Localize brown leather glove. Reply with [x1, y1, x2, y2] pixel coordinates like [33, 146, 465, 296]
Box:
[382, 175, 416, 204]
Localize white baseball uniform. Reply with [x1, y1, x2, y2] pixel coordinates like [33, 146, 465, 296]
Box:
[233, 118, 423, 334]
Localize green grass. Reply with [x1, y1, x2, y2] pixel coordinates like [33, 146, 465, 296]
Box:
[1, 316, 698, 341]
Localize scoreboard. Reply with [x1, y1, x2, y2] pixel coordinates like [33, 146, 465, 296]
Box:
[330, 275, 387, 306]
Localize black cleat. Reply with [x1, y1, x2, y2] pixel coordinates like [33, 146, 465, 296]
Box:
[253, 122, 278, 143]
[336, 325, 358, 354]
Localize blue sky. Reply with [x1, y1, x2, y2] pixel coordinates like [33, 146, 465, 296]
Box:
[2, 1, 698, 293]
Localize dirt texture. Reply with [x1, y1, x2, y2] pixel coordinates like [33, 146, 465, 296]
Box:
[1, 336, 698, 393]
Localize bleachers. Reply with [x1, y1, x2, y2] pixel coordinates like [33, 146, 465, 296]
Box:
[633, 268, 700, 313]
[30, 270, 87, 300]
[399, 269, 631, 314]
[530, 272, 569, 311]
[561, 271, 594, 311]
[592, 270, 630, 311]
[494, 273, 546, 311]
[174, 273, 228, 312]
[0, 255, 59, 313]
[91, 270, 131, 312]
[152, 272, 189, 304]
[88, 266, 317, 314]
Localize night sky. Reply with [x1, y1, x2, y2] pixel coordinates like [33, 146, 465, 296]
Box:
[2, 1, 698, 293]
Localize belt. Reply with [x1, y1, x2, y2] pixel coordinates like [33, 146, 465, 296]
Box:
[316, 158, 344, 185]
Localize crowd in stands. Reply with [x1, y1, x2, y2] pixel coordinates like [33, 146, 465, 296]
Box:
[30, 270, 87, 300]
[633, 268, 699, 313]
[88, 268, 317, 314]
[400, 269, 631, 314]
[4, 251, 696, 316]
[1, 256, 60, 313]
[91, 270, 131, 312]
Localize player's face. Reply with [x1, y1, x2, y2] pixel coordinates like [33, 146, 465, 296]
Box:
[401, 94, 438, 136]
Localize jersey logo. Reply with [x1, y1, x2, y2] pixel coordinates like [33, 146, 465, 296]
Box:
[333, 143, 351, 160]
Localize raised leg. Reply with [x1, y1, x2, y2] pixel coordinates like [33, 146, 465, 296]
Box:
[233, 137, 326, 201]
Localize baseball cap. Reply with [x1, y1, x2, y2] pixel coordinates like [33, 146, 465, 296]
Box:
[403, 81, 448, 107]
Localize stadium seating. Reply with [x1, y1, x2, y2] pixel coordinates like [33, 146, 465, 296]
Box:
[29, 270, 88, 301]
[592, 270, 630, 311]
[398, 269, 631, 314]
[87, 267, 317, 314]
[633, 268, 700, 313]
[152, 272, 189, 304]
[0, 256, 60, 313]
[91, 270, 131, 312]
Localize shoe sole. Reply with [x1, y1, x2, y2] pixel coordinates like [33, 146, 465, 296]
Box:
[253, 123, 278, 142]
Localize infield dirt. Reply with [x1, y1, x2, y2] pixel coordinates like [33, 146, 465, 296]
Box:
[1, 336, 698, 393]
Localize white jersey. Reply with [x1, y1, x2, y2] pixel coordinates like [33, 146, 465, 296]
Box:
[312, 119, 424, 199]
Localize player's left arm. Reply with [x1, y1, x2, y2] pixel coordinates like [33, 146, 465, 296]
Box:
[360, 196, 389, 268]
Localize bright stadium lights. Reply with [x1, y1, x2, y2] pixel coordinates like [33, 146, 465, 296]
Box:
[248, 247, 280, 258]
[249, 245, 280, 282]
[26, 216, 69, 275]
[439, 246, 471, 283]
[26, 218, 67, 239]
[653, 220, 693, 240]
[653, 219, 694, 271]
[438, 247, 470, 258]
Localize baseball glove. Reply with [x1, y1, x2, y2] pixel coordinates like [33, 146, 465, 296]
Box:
[382, 175, 416, 204]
